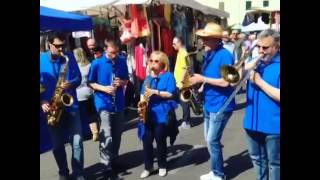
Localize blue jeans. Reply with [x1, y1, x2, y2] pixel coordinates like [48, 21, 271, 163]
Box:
[203, 109, 232, 178]
[245, 130, 280, 180]
[47, 110, 84, 177]
[99, 110, 124, 167]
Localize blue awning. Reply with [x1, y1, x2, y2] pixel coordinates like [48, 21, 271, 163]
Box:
[40, 6, 93, 31]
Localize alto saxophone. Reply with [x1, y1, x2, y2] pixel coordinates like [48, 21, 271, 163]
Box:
[47, 52, 74, 126]
[137, 79, 150, 123]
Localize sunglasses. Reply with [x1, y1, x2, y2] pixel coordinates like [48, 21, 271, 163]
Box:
[52, 43, 65, 49]
[256, 45, 271, 51]
[149, 59, 160, 63]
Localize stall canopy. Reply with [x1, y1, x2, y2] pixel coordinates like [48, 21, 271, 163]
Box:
[40, 6, 93, 31]
[40, 0, 229, 18]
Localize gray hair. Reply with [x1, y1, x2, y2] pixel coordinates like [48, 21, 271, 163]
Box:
[258, 29, 280, 46]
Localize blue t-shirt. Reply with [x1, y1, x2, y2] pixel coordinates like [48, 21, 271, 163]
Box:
[141, 72, 177, 124]
[40, 51, 82, 112]
[88, 54, 129, 112]
[203, 47, 236, 113]
[243, 53, 280, 134]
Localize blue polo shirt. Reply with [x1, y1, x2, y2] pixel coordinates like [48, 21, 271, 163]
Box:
[244, 53, 280, 134]
[88, 54, 129, 112]
[203, 46, 236, 113]
[40, 51, 81, 112]
[141, 72, 178, 124]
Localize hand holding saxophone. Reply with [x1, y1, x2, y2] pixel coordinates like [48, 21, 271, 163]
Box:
[189, 73, 205, 85]
[41, 100, 51, 113]
[60, 81, 71, 90]
[144, 86, 158, 98]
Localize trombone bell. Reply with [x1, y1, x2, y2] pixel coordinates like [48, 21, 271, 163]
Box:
[220, 65, 240, 84]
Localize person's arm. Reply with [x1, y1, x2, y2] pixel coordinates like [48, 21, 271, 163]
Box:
[251, 72, 280, 102]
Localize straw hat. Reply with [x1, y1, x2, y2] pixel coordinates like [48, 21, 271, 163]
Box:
[196, 22, 223, 39]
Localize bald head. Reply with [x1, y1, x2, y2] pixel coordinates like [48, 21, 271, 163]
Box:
[87, 38, 96, 51]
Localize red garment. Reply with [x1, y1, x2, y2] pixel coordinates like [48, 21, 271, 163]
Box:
[120, 19, 134, 44]
[161, 27, 174, 57]
[135, 44, 147, 81]
[130, 5, 150, 38]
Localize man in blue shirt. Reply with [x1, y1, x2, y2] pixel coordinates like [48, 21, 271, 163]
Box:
[243, 29, 280, 180]
[190, 22, 236, 180]
[88, 38, 129, 172]
[40, 32, 85, 180]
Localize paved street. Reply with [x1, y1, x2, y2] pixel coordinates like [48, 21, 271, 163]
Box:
[40, 93, 254, 180]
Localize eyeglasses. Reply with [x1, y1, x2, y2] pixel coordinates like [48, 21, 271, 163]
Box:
[51, 43, 65, 49]
[256, 45, 271, 51]
[149, 59, 160, 63]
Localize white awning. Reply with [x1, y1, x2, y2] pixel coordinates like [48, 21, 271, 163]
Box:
[40, 0, 229, 18]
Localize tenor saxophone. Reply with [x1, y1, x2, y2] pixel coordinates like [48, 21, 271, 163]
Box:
[179, 48, 204, 115]
[47, 52, 74, 126]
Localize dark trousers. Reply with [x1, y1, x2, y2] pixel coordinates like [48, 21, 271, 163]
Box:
[178, 90, 191, 124]
[142, 122, 167, 170]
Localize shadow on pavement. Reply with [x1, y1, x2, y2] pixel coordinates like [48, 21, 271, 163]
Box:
[190, 116, 204, 128]
[84, 149, 144, 180]
[234, 102, 247, 111]
[167, 144, 210, 171]
[224, 150, 253, 180]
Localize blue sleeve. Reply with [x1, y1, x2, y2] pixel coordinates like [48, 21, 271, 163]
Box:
[220, 51, 234, 66]
[166, 73, 177, 94]
[67, 53, 82, 89]
[140, 77, 148, 95]
[88, 60, 97, 83]
[120, 57, 129, 80]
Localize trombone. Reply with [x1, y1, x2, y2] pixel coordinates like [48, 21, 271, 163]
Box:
[217, 53, 264, 116]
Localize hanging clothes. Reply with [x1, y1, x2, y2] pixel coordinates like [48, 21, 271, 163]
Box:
[161, 27, 174, 57]
[164, 4, 172, 26]
[130, 5, 151, 38]
[135, 43, 147, 81]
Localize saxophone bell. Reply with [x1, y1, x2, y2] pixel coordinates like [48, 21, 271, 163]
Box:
[61, 93, 74, 106]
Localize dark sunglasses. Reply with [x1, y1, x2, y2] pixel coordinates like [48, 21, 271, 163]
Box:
[256, 45, 271, 50]
[149, 59, 160, 63]
[52, 43, 65, 49]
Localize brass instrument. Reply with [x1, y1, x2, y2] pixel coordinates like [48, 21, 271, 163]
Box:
[179, 49, 203, 115]
[47, 52, 74, 126]
[220, 48, 253, 84]
[217, 54, 263, 116]
[137, 79, 150, 123]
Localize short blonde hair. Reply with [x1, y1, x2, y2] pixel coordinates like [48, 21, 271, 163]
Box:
[149, 51, 170, 72]
[73, 47, 89, 66]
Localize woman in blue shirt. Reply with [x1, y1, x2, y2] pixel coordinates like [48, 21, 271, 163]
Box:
[138, 51, 177, 178]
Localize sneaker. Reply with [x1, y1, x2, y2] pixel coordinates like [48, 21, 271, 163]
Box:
[179, 122, 191, 130]
[200, 171, 214, 180]
[158, 168, 167, 177]
[140, 169, 153, 179]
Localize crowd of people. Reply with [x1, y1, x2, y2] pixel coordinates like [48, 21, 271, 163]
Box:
[40, 22, 280, 180]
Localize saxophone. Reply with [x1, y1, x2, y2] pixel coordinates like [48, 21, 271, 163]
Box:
[137, 79, 150, 123]
[179, 48, 203, 115]
[47, 52, 74, 126]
